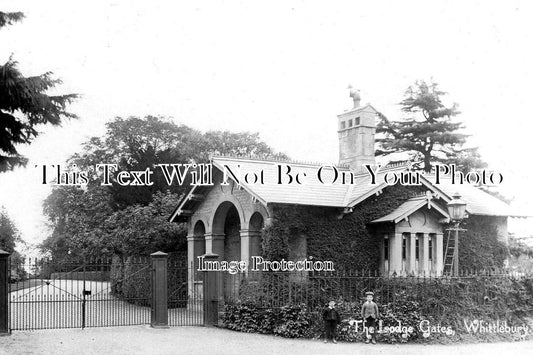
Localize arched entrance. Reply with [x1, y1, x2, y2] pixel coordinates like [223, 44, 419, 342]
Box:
[192, 220, 206, 275]
[211, 201, 242, 262]
[212, 201, 243, 300]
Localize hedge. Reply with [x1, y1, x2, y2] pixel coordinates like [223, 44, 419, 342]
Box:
[221, 274, 533, 343]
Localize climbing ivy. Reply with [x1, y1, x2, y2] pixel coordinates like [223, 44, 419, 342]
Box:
[262, 185, 425, 271]
[261, 185, 508, 271]
[458, 216, 508, 269]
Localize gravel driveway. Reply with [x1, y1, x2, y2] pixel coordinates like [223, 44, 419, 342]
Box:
[1, 326, 533, 355]
[9, 280, 201, 330]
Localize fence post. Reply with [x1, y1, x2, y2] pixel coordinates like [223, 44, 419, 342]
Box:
[0, 250, 9, 335]
[202, 253, 220, 327]
[151, 251, 168, 328]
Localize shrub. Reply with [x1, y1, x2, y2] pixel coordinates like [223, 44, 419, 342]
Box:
[273, 305, 313, 338]
[221, 303, 313, 338]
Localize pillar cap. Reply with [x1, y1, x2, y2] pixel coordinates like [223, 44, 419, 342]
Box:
[150, 251, 168, 258]
[0, 250, 10, 257]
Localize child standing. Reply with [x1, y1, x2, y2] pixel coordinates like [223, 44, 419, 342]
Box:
[322, 300, 341, 343]
[361, 291, 379, 344]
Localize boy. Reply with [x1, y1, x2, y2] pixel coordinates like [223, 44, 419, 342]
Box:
[322, 300, 341, 343]
[361, 291, 379, 344]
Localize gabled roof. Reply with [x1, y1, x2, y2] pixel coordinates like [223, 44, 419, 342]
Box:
[211, 156, 350, 207]
[420, 175, 516, 217]
[370, 195, 449, 224]
[210, 156, 409, 208]
[170, 156, 517, 222]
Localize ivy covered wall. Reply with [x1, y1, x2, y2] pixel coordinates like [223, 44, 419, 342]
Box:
[458, 215, 508, 269]
[261, 184, 425, 271]
[261, 185, 509, 272]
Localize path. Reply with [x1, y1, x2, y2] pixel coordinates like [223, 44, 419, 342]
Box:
[1, 326, 532, 355]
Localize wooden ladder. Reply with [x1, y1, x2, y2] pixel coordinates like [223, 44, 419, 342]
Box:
[443, 229, 455, 275]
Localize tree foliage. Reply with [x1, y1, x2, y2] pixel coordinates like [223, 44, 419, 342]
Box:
[0, 11, 78, 171]
[0, 207, 25, 278]
[69, 116, 286, 208]
[0, 11, 24, 28]
[42, 189, 184, 259]
[376, 80, 485, 173]
[0, 206, 21, 252]
[42, 116, 286, 260]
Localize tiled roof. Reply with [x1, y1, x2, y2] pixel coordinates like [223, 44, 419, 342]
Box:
[421, 175, 514, 217]
[211, 156, 351, 207]
[170, 156, 517, 221]
[371, 196, 449, 223]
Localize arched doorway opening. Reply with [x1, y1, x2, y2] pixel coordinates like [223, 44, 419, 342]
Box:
[212, 201, 242, 300]
[248, 212, 264, 260]
[212, 201, 242, 262]
[192, 220, 206, 276]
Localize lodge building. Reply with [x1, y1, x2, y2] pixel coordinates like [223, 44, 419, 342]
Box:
[170, 93, 515, 294]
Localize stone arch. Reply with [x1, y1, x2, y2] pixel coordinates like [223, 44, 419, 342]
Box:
[189, 219, 207, 288]
[212, 199, 245, 235]
[193, 219, 206, 236]
[249, 211, 265, 232]
[211, 201, 243, 263]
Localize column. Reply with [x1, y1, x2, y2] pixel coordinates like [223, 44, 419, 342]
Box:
[419, 234, 430, 276]
[205, 233, 225, 256]
[406, 233, 416, 275]
[187, 235, 206, 275]
[240, 229, 251, 270]
[435, 233, 444, 276]
[389, 234, 403, 275]
[240, 229, 262, 274]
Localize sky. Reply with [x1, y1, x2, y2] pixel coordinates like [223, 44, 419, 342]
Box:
[1, 0, 533, 252]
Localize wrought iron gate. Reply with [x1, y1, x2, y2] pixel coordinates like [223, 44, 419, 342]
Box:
[9, 257, 151, 330]
[8, 255, 205, 331]
[167, 260, 203, 326]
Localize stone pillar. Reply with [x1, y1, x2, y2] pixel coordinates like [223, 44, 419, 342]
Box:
[419, 234, 430, 276]
[187, 235, 206, 271]
[0, 250, 9, 335]
[240, 229, 262, 273]
[407, 233, 416, 275]
[240, 229, 251, 269]
[389, 234, 403, 275]
[187, 235, 206, 297]
[202, 253, 220, 327]
[151, 251, 168, 328]
[205, 233, 225, 256]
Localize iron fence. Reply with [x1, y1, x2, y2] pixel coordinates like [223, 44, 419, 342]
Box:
[9, 257, 151, 330]
[223, 269, 533, 319]
[167, 259, 203, 326]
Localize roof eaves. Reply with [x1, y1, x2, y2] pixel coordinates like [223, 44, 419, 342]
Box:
[211, 159, 268, 207]
[347, 182, 388, 207]
[391, 200, 427, 223]
[168, 184, 199, 223]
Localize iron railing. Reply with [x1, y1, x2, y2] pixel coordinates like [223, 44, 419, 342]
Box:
[223, 269, 533, 319]
[9, 257, 152, 330]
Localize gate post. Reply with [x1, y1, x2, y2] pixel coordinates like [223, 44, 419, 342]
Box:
[202, 253, 220, 327]
[0, 250, 10, 335]
[150, 251, 168, 328]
